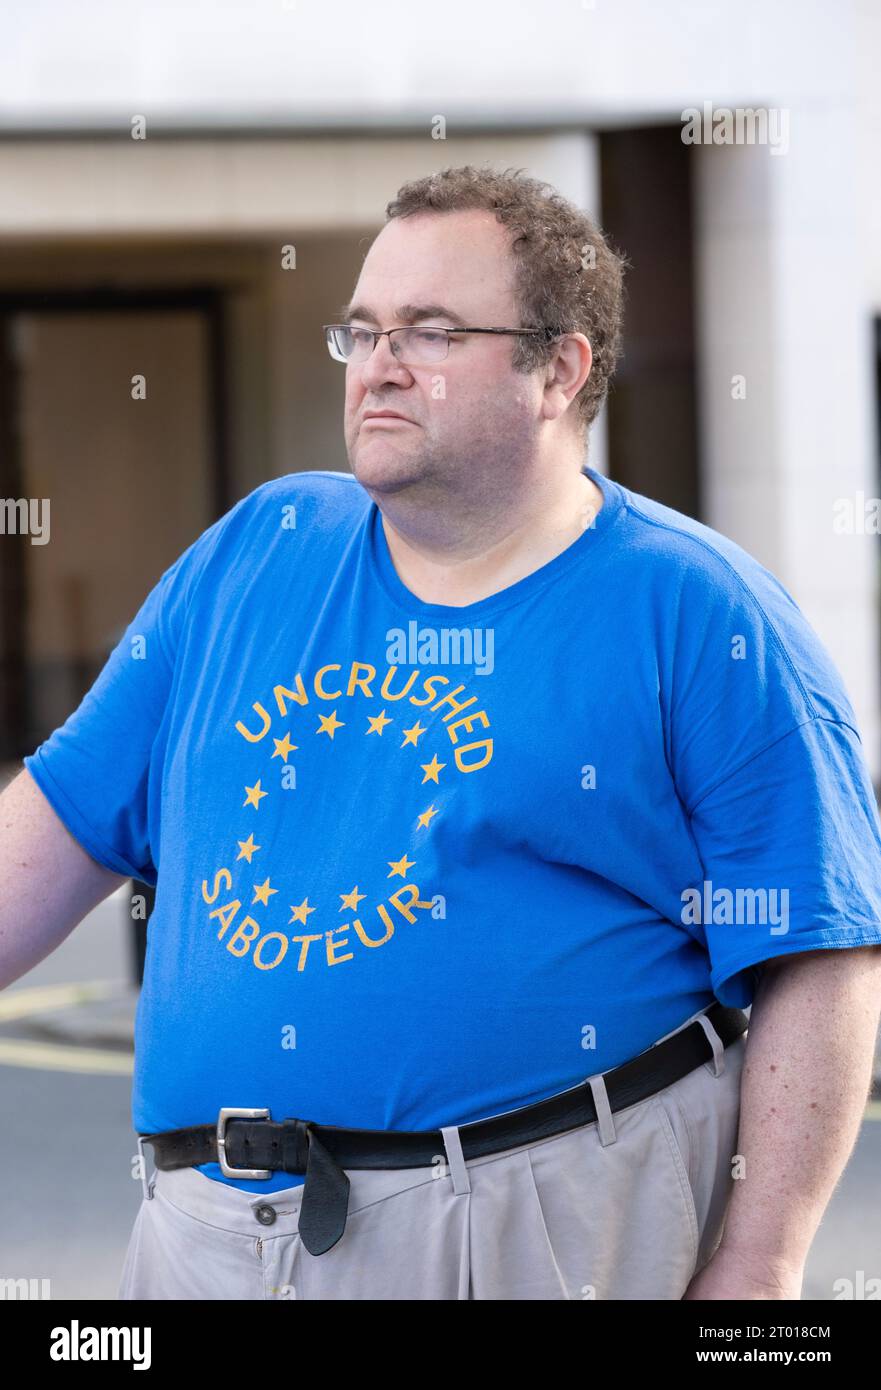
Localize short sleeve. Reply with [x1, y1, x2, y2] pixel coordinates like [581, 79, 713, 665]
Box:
[23, 499, 248, 883]
[684, 716, 881, 1007]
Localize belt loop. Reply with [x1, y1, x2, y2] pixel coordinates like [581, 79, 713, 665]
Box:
[695, 1011, 726, 1076]
[136, 1136, 155, 1201]
[587, 1073, 617, 1146]
[440, 1125, 472, 1194]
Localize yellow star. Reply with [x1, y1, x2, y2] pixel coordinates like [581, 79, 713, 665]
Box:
[243, 779, 268, 809]
[388, 853, 416, 878]
[236, 834, 261, 863]
[289, 899, 315, 925]
[252, 877, 278, 906]
[339, 885, 367, 911]
[317, 710, 345, 739]
[417, 805, 439, 829]
[420, 754, 446, 784]
[271, 732, 298, 760]
[401, 720, 427, 747]
[366, 710, 393, 736]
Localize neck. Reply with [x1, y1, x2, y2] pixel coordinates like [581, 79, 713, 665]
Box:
[378, 457, 603, 608]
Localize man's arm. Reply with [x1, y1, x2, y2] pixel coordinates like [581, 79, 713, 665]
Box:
[685, 943, 881, 1298]
[0, 766, 128, 991]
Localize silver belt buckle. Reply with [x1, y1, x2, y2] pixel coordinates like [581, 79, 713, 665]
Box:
[217, 1106, 272, 1178]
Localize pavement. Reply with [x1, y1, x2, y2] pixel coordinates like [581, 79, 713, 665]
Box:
[22, 983, 138, 1051]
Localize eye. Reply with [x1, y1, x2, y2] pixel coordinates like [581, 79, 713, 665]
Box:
[350, 327, 375, 346]
[410, 328, 448, 345]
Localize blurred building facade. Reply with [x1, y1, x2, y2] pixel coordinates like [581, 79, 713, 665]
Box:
[1, 0, 880, 782]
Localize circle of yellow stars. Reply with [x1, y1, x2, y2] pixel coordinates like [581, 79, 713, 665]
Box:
[234, 707, 447, 935]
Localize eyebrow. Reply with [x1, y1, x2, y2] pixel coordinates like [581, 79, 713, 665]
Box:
[338, 301, 470, 329]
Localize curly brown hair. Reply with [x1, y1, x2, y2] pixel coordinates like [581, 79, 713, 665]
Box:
[385, 163, 627, 435]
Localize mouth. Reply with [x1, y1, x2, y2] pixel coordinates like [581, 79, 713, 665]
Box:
[361, 411, 416, 426]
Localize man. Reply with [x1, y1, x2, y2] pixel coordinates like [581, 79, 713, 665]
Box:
[3, 164, 881, 1301]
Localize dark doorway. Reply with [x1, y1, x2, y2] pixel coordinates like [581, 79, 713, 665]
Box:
[600, 126, 700, 520]
[0, 288, 229, 762]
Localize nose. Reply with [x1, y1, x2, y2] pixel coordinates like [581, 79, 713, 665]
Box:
[356, 332, 413, 391]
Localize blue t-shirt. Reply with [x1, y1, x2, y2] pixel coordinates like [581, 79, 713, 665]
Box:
[24, 466, 881, 1193]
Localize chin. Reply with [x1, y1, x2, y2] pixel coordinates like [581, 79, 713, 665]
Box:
[351, 448, 421, 493]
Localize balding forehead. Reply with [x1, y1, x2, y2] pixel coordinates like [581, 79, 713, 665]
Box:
[348, 213, 519, 318]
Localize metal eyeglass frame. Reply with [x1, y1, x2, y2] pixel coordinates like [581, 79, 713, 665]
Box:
[323, 323, 554, 365]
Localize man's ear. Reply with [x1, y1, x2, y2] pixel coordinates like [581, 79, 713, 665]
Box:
[541, 333, 592, 421]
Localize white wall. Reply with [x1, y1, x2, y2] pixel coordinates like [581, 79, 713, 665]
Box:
[691, 85, 881, 770]
[0, 0, 858, 129]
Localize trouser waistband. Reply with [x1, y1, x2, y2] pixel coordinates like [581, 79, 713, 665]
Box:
[139, 1003, 749, 1256]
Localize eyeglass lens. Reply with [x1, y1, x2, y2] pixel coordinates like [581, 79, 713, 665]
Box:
[329, 326, 450, 364]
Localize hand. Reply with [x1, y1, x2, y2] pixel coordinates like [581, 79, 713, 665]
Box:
[682, 1242, 805, 1300]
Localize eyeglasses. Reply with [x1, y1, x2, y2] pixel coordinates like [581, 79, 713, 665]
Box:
[323, 323, 552, 366]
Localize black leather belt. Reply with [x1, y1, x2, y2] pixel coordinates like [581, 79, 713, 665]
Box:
[140, 1001, 748, 1257]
